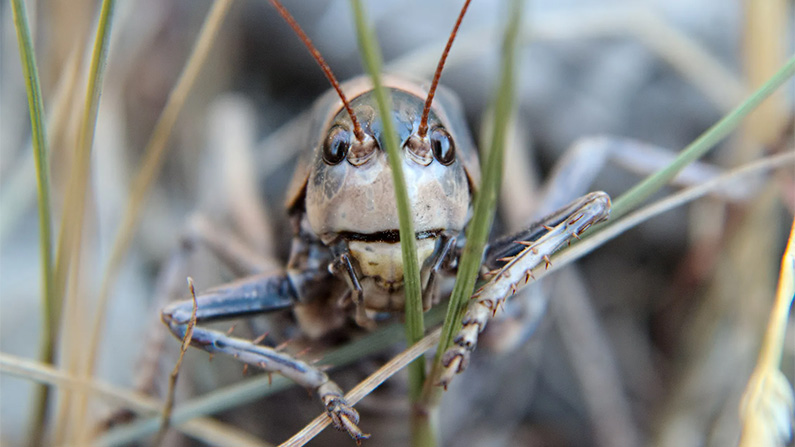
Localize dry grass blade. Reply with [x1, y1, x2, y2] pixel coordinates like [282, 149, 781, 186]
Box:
[0, 353, 272, 447]
[738, 220, 795, 447]
[88, 0, 233, 379]
[729, 3, 790, 444]
[0, 353, 157, 414]
[52, 0, 117, 443]
[67, 1, 231, 439]
[53, 0, 116, 309]
[280, 328, 442, 447]
[155, 278, 199, 445]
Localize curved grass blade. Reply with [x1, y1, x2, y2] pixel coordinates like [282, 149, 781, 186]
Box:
[10, 0, 56, 443]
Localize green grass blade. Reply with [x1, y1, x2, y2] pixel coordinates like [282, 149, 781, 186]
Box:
[430, 0, 523, 384]
[611, 54, 795, 220]
[349, 0, 426, 402]
[11, 0, 56, 443]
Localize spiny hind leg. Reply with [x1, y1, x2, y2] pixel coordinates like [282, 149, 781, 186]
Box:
[470, 132, 659, 443]
[439, 192, 611, 387]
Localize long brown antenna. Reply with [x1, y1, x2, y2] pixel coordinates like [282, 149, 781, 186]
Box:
[418, 0, 472, 138]
[268, 0, 365, 142]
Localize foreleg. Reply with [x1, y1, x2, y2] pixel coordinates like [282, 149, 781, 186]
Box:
[161, 273, 369, 442]
[422, 232, 457, 310]
[439, 192, 611, 387]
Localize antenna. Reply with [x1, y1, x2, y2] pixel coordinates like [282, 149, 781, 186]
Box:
[268, 0, 365, 142]
[418, 0, 472, 138]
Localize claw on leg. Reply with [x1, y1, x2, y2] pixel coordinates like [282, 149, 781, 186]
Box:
[438, 350, 469, 389]
[319, 382, 370, 443]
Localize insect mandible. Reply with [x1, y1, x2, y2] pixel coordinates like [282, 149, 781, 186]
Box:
[161, 0, 611, 442]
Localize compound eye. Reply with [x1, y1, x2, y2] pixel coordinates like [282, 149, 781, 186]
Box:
[430, 127, 455, 165]
[322, 125, 351, 165]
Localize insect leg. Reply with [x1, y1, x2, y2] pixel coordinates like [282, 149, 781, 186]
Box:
[329, 243, 373, 329]
[482, 195, 605, 272]
[439, 192, 611, 388]
[161, 273, 370, 442]
[422, 232, 457, 310]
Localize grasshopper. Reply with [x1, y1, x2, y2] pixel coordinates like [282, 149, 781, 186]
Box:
[160, 0, 610, 442]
